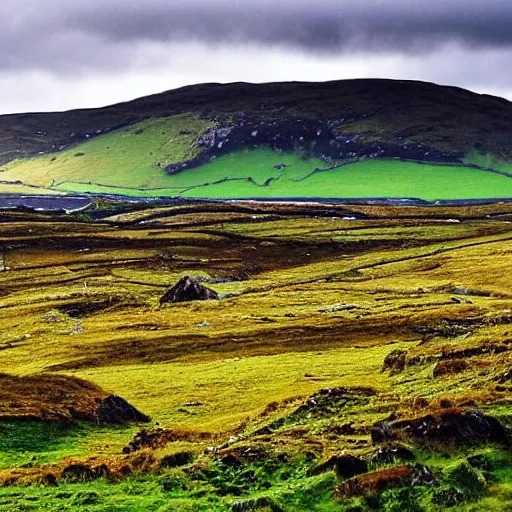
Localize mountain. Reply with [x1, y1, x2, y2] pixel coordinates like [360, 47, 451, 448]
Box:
[1, 79, 512, 200]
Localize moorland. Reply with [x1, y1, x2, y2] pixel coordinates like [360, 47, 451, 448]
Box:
[0, 199, 510, 511]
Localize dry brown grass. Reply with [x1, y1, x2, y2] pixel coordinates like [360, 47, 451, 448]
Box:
[0, 373, 107, 422]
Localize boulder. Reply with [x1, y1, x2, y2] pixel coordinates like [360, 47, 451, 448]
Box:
[382, 349, 407, 375]
[368, 444, 416, 465]
[61, 463, 96, 482]
[309, 454, 367, 478]
[160, 451, 195, 468]
[96, 395, 151, 424]
[335, 454, 369, 480]
[433, 359, 468, 378]
[371, 408, 512, 447]
[160, 275, 219, 304]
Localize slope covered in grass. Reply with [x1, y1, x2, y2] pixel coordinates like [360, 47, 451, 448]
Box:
[181, 158, 512, 200]
[5, 136, 512, 200]
[0, 205, 510, 510]
[2, 114, 213, 190]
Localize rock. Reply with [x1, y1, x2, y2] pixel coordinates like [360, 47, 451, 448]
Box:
[448, 462, 487, 500]
[433, 359, 468, 378]
[336, 464, 436, 497]
[290, 386, 376, 421]
[334, 454, 369, 480]
[93, 464, 111, 479]
[61, 463, 96, 482]
[42, 473, 58, 486]
[371, 408, 512, 447]
[160, 275, 219, 304]
[382, 349, 407, 375]
[309, 453, 367, 478]
[96, 395, 151, 424]
[160, 451, 194, 468]
[123, 428, 165, 453]
[368, 444, 416, 465]
[432, 487, 466, 507]
[219, 454, 243, 467]
[308, 455, 338, 476]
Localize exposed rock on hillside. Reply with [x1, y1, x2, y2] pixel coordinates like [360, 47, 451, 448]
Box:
[371, 408, 512, 447]
[96, 395, 151, 424]
[382, 349, 407, 374]
[160, 275, 219, 304]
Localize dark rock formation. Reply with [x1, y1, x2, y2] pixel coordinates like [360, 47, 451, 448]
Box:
[96, 395, 151, 424]
[309, 454, 368, 478]
[335, 454, 369, 480]
[433, 359, 468, 378]
[336, 464, 436, 497]
[160, 275, 219, 304]
[290, 386, 376, 421]
[371, 408, 512, 447]
[382, 349, 407, 374]
[368, 444, 416, 465]
[160, 451, 195, 468]
[164, 111, 464, 177]
[62, 463, 96, 482]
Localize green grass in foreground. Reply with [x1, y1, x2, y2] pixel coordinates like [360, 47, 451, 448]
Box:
[0, 212, 511, 510]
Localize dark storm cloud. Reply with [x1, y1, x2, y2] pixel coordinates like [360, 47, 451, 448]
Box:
[1, 0, 512, 73]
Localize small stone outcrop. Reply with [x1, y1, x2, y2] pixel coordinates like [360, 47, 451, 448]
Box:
[96, 395, 151, 424]
[371, 408, 512, 447]
[335, 454, 369, 480]
[382, 349, 407, 375]
[309, 454, 368, 478]
[160, 275, 219, 304]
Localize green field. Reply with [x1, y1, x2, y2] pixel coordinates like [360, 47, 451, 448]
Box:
[2, 113, 512, 200]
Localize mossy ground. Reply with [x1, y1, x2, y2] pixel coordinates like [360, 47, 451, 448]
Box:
[0, 203, 510, 510]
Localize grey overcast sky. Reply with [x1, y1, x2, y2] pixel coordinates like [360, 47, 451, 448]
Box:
[1, 0, 512, 114]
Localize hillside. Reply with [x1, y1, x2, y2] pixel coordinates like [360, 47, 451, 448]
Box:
[2, 79, 512, 200]
[0, 202, 510, 510]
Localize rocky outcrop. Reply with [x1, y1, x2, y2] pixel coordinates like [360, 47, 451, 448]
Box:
[164, 113, 463, 175]
[371, 408, 512, 447]
[160, 275, 219, 304]
[96, 395, 151, 425]
[382, 349, 407, 374]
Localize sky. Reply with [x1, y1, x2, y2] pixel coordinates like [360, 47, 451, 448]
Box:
[1, 0, 512, 114]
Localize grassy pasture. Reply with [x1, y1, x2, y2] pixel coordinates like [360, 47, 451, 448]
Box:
[3, 113, 512, 199]
[0, 205, 510, 510]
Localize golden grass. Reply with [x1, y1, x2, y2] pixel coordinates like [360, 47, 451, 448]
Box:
[0, 205, 510, 475]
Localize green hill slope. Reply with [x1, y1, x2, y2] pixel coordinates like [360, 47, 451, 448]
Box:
[2, 79, 512, 200]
